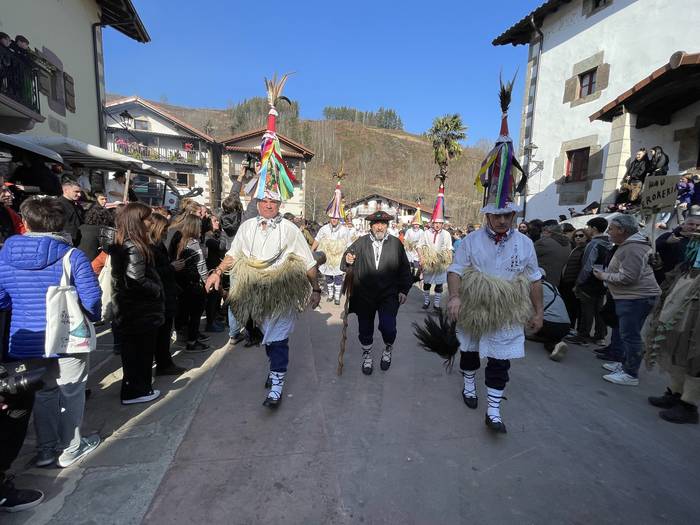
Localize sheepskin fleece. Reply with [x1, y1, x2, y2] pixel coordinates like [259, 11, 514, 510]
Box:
[228, 254, 311, 324]
[457, 267, 532, 339]
[418, 245, 453, 274]
[317, 238, 347, 270]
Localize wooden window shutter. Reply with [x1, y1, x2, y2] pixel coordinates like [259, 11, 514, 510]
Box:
[63, 73, 76, 112]
[188, 174, 195, 187]
[38, 70, 51, 96]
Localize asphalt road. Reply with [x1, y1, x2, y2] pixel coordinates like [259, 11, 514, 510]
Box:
[8, 288, 700, 524]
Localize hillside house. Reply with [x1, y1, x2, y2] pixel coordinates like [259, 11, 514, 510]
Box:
[220, 128, 314, 217]
[494, 0, 700, 220]
[105, 96, 219, 206]
[348, 194, 432, 229]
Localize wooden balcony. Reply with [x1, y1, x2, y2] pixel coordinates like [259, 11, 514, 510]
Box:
[0, 46, 44, 133]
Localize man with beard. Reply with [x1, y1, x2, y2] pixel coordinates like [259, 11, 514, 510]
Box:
[342, 211, 412, 375]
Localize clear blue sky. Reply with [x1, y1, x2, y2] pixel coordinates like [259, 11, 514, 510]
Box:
[103, 0, 542, 144]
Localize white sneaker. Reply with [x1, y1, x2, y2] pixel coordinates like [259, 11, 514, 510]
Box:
[602, 362, 623, 373]
[549, 342, 568, 362]
[122, 389, 161, 405]
[57, 434, 101, 468]
[603, 370, 639, 386]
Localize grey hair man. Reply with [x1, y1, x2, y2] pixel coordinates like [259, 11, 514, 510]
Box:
[592, 214, 661, 385]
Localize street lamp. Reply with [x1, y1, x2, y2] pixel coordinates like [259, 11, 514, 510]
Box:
[118, 110, 133, 127]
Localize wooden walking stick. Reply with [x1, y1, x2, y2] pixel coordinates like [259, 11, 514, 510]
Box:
[337, 250, 354, 376]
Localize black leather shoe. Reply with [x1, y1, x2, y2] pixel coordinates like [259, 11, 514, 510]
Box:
[421, 303, 429, 310]
[326, 296, 333, 302]
[648, 388, 681, 409]
[462, 392, 478, 409]
[485, 414, 507, 433]
[362, 362, 373, 375]
[263, 396, 281, 408]
[380, 356, 391, 371]
[334, 298, 341, 305]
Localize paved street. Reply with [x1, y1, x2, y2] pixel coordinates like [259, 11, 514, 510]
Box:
[7, 286, 700, 525]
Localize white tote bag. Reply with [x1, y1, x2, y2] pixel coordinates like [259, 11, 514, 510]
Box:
[98, 254, 114, 321]
[45, 249, 97, 357]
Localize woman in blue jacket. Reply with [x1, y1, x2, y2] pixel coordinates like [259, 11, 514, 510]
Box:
[0, 196, 102, 469]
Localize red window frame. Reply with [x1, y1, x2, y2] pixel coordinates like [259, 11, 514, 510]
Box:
[566, 148, 590, 182]
[578, 69, 597, 98]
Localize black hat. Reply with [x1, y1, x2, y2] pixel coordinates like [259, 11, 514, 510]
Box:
[367, 211, 393, 224]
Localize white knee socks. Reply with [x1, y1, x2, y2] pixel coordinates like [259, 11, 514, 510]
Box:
[267, 371, 286, 401]
[334, 283, 342, 301]
[462, 370, 477, 398]
[434, 293, 441, 308]
[487, 387, 504, 422]
[327, 282, 334, 297]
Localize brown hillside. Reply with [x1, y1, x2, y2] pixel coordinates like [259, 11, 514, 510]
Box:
[106, 94, 488, 225]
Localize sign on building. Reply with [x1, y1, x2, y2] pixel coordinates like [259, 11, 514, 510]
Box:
[641, 175, 681, 214]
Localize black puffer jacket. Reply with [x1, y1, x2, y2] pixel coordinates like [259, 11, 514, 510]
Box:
[153, 241, 180, 318]
[110, 240, 165, 333]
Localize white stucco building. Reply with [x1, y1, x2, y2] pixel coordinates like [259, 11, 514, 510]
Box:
[0, 0, 148, 144]
[220, 128, 314, 217]
[494, 0, 700, 220]
[105, 96, 219, 207]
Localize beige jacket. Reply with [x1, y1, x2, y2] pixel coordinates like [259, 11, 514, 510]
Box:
[600, 232, 661, 300]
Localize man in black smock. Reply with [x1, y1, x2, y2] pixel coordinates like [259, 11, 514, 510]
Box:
[342, 211, 412, 375]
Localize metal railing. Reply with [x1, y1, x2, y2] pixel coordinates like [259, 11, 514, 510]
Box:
[0, 46, 41, 114]
[110, 142, 207, 167]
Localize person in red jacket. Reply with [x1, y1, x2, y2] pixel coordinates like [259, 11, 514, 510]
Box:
[0, 187, 25, 245]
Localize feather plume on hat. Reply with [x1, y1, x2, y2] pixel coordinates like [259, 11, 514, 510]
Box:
[475, 73, 526, 215]
[251, 73, 296, 202]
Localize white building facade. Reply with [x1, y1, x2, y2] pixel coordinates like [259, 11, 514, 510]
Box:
[494, 0, 700, 220]
[221, 128, 314, 217]
[0, 0, 148, 143]
[105, 97, 218, 207]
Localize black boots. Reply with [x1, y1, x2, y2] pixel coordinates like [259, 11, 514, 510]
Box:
[659, 401, 699, 424]
[648, 388, 681, 409]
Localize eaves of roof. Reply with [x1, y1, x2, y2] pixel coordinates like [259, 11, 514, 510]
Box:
[492, 0, 572, 46]
[106, 96, 215, 143]
[97, 0, 150, 43]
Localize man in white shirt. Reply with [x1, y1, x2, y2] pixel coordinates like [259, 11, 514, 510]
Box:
[312, 186, 352, 305]
[447, 210, 543, 433]
[105, 172, 126, 203]
[206, 196, 321, 408]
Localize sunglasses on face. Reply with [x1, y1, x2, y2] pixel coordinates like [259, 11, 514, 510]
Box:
[574, 234, 585, 238]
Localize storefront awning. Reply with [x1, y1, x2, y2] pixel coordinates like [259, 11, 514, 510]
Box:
[0, 133, 64, 164]
[590, 51, 700, 128]
[22, 136, 172, 180]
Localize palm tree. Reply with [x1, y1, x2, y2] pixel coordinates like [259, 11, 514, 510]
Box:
[427, 114, 467, 184]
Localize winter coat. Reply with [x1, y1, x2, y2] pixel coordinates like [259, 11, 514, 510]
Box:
[534, 232, 571, 287]
[153, 241, 180, 318]
[625, 158, 650, 183]
[561, 244, 586, 286]
[110, 240, 165, 334]
[204, 230, 226, 270]
[341, 234, 412, 314]
[676, 181, 694, 206]
[57, 196, 84, 245]
[0, 206, 24, 246]
[649, 152, 669, 176]
[77, 224, 102, 261]
[599, 232, 661, 300]
[576, 234, 612, 296]
[0, 233, 101, 359]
